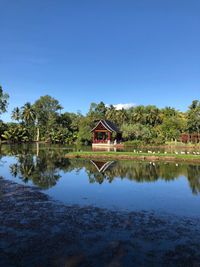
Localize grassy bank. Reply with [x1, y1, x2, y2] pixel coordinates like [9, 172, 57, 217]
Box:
[66, 151, 200, 163]
[123, 141, 200, 149]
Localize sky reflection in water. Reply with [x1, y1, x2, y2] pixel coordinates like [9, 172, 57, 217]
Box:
[1, 144, 200, 217]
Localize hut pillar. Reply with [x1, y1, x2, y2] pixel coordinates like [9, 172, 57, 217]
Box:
[108, 132, 111, 143]
[93, 132, 96, 143]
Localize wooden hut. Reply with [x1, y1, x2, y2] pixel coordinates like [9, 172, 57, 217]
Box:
[91, 120, 121, 146]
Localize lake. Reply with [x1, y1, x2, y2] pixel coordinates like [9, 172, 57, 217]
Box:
[1, 143, 200, 217]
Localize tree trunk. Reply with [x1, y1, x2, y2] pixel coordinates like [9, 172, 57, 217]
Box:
[36, 142, 39, 156]
[36, 127, 40, 142]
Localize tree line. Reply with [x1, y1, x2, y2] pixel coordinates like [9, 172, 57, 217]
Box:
[0, 85, 200, 144]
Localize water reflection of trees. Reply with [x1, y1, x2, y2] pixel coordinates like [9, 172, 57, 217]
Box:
[9, 147, 71, 189]
[187, 165, 200, 194]
[4, 144, 200, 194]
[66, 160, 181, 183]
[59, 159, 200, 195]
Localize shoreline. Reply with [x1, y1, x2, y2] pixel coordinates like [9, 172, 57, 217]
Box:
[66, 151, 200, 163]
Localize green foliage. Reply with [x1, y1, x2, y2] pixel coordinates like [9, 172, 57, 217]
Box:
[11, 107, 21, 122]
[48, 128, 70, 144]
[128, 105, 161, 126]
[106, 106, 128, 126]
[187, 100, 200, 133]
[2, 125, 30, 143]
[88, 101, 107, 121]
[121, 123, 152, 142]
[0, 120, 8, 135]
[33, 95, 63, 127]
[2, 95, 200, 145]
[77, 118, 92, 145]
[0, 86, 9, 114]
[21, 102, 36, 125]
[124, 140, 144, 147]
[159, 116, 185, 141]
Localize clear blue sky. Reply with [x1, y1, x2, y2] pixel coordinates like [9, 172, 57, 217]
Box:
[0, 0, 200, 121]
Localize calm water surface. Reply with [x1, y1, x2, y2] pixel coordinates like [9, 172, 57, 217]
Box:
[1, 144, 200, 217]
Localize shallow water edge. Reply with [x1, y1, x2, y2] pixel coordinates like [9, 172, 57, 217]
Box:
[1, 177, 200, 267]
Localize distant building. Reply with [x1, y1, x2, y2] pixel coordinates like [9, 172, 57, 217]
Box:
[91, 120, 121, 147]
[180, 133, 200, 143]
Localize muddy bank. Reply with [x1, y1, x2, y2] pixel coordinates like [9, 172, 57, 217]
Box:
[66, 152, 200, 164]
[1, 178, 200, 267]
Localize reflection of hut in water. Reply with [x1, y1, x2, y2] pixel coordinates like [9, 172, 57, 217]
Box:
[90, 160, 115, 173]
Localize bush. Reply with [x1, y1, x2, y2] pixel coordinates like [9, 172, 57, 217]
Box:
[2, 125, 31, 143]
[124, 140, 144, 147]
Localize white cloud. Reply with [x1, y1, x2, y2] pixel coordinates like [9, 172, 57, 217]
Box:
[113, 103, 136, 110]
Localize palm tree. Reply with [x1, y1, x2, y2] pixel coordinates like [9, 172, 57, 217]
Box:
[116, 109, 128, 126]
[11, 107, 21, 122]
[21, 102, 36, 125]
[105, 105, 117, 122]
[145, 106, 161, 127]
[131, 106, 146, 124]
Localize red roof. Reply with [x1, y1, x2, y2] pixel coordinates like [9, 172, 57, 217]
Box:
[91, 120, 120, 133]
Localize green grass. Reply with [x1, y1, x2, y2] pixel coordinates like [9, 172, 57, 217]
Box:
[165, 141, 200, 147]
[66, 151, 200, 162]
[123, 141, 200, 148]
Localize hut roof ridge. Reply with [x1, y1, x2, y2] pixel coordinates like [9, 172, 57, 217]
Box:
[91, 119, 120, 133]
